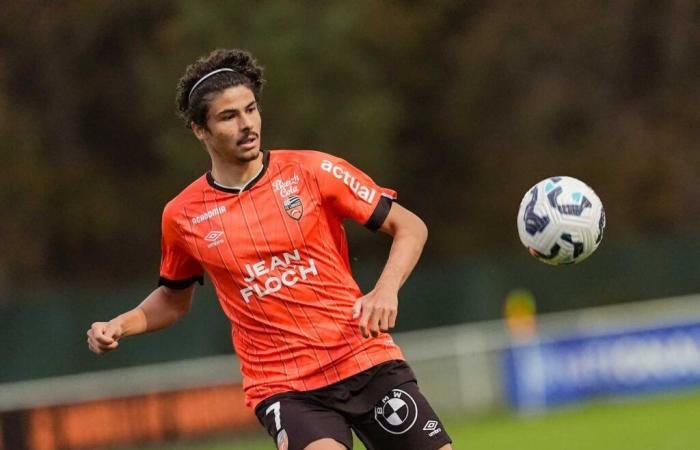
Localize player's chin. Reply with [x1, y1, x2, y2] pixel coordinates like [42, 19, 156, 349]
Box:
[236, 147, 261, 162]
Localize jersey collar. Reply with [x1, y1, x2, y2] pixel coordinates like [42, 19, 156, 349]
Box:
[206, 150, 270, 194]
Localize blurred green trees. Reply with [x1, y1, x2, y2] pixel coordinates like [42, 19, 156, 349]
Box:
[1, 0, 699, 299]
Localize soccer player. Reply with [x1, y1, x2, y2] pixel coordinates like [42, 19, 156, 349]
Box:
[87, 49, 452, 450]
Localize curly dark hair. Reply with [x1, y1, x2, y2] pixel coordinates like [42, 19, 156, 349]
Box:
[175, 49, 264, 127]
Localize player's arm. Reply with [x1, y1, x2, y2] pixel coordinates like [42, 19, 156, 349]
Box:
[354, 202, 428, 338]
[87, 284, 195, 355]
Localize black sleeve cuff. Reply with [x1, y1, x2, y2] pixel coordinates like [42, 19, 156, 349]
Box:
[158, 275, 204, 289]
[365, 195, 394, 232]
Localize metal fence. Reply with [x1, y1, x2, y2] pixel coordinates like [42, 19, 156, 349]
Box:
[3, 293, 700, 449]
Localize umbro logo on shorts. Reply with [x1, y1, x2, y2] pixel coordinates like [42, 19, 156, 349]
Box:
[374, 388, 418, 435]
[423, 420, 438, 431]
[423, 419, 443, 437]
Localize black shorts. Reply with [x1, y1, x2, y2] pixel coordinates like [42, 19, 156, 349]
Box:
[255, 360, 452, 450]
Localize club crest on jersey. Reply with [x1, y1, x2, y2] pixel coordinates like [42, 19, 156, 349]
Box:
[374, 388, 418, 435]
[283, 195, 303, 221]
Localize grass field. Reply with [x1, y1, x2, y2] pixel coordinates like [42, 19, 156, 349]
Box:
[133, 389, 700, 450]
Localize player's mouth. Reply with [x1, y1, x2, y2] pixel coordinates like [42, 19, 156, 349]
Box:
[238, 133, 259, 150]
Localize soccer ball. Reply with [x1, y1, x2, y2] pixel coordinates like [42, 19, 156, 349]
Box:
[517, 176, 605, 265]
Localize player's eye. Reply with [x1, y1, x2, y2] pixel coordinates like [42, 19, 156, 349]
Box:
[246, 104, 257, 113]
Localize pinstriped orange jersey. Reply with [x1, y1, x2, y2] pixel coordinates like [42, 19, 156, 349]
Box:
[159, 149, 404, 408]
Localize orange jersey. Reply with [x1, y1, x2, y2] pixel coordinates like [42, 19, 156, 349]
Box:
[159, 150, 404, 408]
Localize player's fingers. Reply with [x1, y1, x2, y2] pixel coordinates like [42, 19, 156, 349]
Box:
[96, 322, 120, 345]
[358, 323, 368, 338]
[388, 309, 397, 329]
[95, 335, 114, 345]
[87, 339, 103, 355]
[91, 322, 115, 345]
[358, 302, 374, 338]
[358, 314, 369, 338]
[87, 330, 100, 348]
[368, 307, 383, 337]
[104, 321, 123, 339]
[379, 309, 391, 332]
[94, 339, 119, 353]
[352, 298, 364, 320]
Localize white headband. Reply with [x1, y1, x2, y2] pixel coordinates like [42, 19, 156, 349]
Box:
[188, 68, 235, 100]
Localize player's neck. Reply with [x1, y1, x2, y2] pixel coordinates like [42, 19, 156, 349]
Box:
[210, 153, 264, 189]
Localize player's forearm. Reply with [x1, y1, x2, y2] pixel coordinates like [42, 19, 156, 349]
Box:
[136, 286, 193, 332]
[110, 286, 193, 337]
[109, 307, 148, 338]
[375, 217, 428, 293]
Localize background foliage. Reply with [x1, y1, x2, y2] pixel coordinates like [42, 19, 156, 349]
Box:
[1, 0, 699, 305]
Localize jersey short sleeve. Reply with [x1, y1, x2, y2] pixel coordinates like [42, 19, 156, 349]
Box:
[158, 204, 204, 288]
[315, 153, 397, 231]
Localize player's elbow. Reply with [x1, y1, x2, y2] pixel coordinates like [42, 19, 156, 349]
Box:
[395, 211, 428, 246]
[175, 297, 193, 317]
[402, 204, 428, 243]
[161, 286, 194, 318]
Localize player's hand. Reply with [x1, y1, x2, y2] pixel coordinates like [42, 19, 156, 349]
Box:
[353, 288, 398, 338]
[87, 321, 123, 355]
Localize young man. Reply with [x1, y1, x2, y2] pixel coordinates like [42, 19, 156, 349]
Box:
[87, 49, 452, 450]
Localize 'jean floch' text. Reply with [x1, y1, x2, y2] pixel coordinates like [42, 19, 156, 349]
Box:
[240, 249, 318, 303]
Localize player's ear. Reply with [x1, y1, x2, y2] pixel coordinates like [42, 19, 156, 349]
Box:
[191, 121, 208, 141]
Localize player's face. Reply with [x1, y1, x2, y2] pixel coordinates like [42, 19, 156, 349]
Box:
[193, 85, 262, 163]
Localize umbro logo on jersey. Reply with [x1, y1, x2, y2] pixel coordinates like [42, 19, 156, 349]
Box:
[204, 230, 224, 248]
[205, 231, 223, 241]
[283, 196, 304, 221]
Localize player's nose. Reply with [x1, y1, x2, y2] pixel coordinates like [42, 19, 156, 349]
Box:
[238, 114, 254, 131]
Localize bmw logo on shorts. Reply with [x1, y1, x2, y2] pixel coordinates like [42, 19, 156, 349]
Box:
[374, 388, 418, 434]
